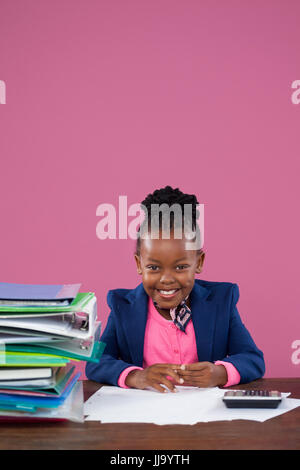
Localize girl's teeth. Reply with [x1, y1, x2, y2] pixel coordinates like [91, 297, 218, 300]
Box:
[159, 290, 177, 295]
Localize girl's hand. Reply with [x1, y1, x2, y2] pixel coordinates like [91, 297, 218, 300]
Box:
[125, 363, 183, 393]
[177, 362, 228, 387]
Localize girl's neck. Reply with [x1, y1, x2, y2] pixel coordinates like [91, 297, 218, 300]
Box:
[156, 307, 172, 320]
[155, 297, 191, 320]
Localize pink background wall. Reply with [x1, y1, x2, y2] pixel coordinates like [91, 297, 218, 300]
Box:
[1, 0, 299, 379]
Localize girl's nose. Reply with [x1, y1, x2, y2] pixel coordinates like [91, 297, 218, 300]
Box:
[159, 271, 176, 283]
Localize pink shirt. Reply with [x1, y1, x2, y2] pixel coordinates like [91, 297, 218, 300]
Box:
[118, 296, 240, 388]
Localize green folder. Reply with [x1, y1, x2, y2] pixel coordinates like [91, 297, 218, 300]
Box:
[0, 351, 69, 367]
[0, 292, 94, 315]
[4, 341, 106, 363]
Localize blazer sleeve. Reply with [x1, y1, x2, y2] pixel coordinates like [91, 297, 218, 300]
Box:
[219, 284, 265, 384]
[85, 306, 136, 386]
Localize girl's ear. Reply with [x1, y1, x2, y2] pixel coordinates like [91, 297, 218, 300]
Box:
[134, 254, 142, 275]
[195, 251, 205, 273]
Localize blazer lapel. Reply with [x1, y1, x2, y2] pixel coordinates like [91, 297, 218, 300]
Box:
[190, 281, 216, 362]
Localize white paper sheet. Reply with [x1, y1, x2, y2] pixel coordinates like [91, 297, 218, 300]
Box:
[84, 385, 300, 425]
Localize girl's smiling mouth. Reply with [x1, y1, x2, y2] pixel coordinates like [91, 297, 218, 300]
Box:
[156, 288, 180, 299]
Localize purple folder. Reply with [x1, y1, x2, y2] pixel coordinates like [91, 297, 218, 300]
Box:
[0, 282, 81, 302]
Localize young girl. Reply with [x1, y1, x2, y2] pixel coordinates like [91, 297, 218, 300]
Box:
[86, 186, 265, 393]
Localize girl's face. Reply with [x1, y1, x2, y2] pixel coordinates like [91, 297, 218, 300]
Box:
[134, 232, 205, 311]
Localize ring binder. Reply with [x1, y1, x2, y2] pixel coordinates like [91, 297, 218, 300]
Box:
[0, 295, 97, 339]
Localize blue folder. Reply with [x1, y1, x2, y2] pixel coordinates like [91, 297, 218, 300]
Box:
[0, 372, 81, 413]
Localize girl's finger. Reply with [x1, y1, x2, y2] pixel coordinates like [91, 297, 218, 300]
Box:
[180, 362, 210, 371]
[158, 375, 178, 393]
[165, 368, 184, 384]
[156, 363, 182, 369]
[180, 378, 210, 388]
[154, 365, 183, 383]
[150, 382, 169, 393]
[177, 369, 208, 377]
[176, 375, 210, 386]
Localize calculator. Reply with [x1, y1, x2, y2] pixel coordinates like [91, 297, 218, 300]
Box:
[222, 390, 282, 408]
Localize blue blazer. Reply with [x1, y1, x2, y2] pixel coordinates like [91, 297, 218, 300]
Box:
[85, 279, 265, 385]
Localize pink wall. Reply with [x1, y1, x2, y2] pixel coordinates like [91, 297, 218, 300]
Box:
[1, 0, 299, 379]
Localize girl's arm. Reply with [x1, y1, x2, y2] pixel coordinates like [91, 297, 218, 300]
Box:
[217, 284, 265, 383]
[85, 311, 138, 386]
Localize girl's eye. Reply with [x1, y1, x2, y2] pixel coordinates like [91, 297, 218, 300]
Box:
[176, 265, 189, 270]
[147, 265, 160, 271]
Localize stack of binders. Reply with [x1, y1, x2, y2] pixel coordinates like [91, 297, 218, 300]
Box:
[0, 282, 105, 422]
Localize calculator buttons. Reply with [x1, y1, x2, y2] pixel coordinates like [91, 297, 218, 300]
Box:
[223, 390, 282, 408]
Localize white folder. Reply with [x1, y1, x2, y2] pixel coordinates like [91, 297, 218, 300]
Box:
[0, 296, 97, 340]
